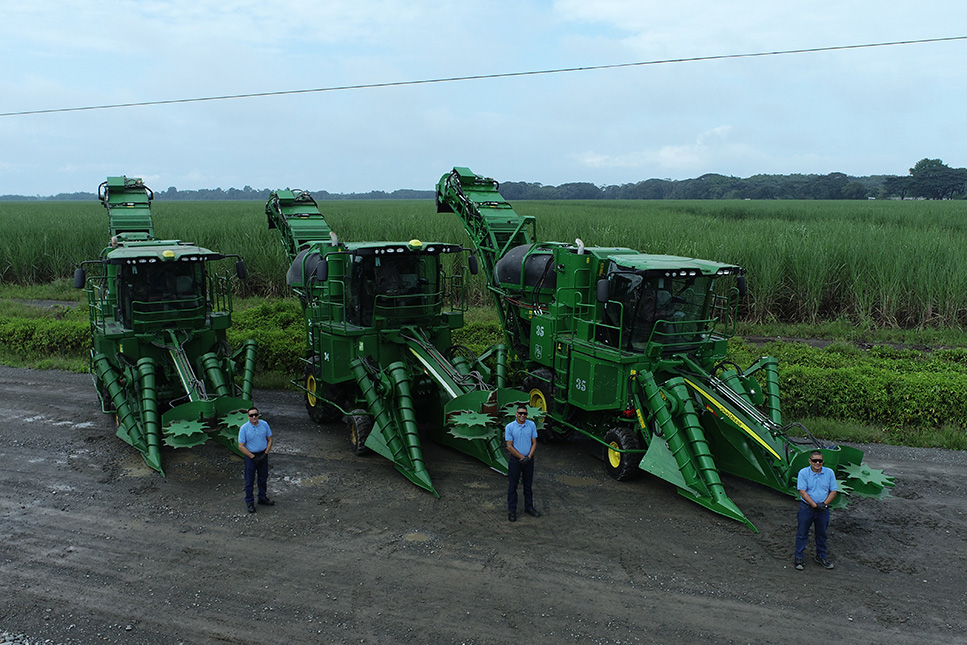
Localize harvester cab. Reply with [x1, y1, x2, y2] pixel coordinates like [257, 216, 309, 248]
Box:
[437, 166, 894, 531]
[266, 188, 529, 496]
[595, 254, 746, 356]
[74, 176, 257, 474]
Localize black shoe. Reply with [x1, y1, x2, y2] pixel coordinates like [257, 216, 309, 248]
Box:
[508, 511, 517, 522]
[247, 504, 256, 513]
[794, 559, 804, 571]
[813, 555, 834, 569]
[258, 498, 275, 506]
[525, 507, 541, 518]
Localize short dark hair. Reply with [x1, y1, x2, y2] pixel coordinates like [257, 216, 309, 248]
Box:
[248, 407, 260, 415]
[810, 450, 822, 458]
[516, 404, 527, 412]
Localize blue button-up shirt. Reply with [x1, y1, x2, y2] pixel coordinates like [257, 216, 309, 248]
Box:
[797, 465, 838, 503]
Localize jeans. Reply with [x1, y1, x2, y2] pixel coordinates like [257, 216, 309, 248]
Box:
[795, 500, 829, 560]
[244, 453, 269, 505]
[507, 456, 535, 512]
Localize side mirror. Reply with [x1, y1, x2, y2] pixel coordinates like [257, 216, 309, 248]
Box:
[236, 260, 247, 280]
[74, 267, 86, 289]
[737, 275, 747, 298]
[596, 278, 610, 303]
[468, 254, 479, 275]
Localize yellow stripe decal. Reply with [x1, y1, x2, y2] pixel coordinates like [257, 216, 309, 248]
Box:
[683, 378, 781, 461]
[408, 347, 459, 399]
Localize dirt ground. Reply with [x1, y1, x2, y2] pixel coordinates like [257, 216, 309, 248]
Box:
[1, 365, 965, 645]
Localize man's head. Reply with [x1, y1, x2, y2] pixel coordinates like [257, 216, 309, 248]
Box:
[248, 407, 260, 423]
[516, 405, 528, 422]
[809, 450, 824, 471]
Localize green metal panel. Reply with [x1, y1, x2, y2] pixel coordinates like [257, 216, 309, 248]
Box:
[528, 313, 555, 367]
[318, 334, 354, 382]
[568, 351, 624, 410]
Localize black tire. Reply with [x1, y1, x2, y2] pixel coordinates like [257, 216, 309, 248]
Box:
[523, 367, 557, 443]
[523, 367, 553, 413]
[348, 409, 373, 456]
[98, 380, 116, 413]
[304, 359, 343, 424]
[604, 426, 642, 481]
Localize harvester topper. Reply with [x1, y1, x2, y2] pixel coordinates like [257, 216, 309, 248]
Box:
[74, 176, 257, 473]
[266, 188, 531, 495]
[436, 166, 894, 531]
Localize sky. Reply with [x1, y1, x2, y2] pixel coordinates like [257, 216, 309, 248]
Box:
[1, 1, 966, 196]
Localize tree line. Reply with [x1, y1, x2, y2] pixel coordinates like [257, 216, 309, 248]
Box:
[2, 158, 964, 201]
[500, 159, 967, 201]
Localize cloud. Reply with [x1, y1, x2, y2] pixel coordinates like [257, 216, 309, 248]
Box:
[575, 125, 741, 174]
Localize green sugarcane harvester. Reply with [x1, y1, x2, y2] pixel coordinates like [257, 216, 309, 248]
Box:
[436, 166, 894, 531]
[266, 188, 528, 496]
[74, 176, 257, 474]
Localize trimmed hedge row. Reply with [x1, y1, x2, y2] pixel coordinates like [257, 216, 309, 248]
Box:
[0, 318, 89, 357]
[228, 300, 305, 375]
[729, 339, 967, 430]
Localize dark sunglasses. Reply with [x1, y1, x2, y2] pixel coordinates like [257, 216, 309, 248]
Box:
[516, 411, 528, 417]
[810, 458, 823, 463]
[248, 413, 259, 418]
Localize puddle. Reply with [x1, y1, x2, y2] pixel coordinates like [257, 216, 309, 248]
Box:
[121, 456, 155, 478]
[278, 474, 329, 487]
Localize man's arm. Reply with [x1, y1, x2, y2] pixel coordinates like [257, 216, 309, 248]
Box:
[799, 489, 817, 507]
[238, 427, 255, 458]
[265, 435, 273, 454]
[527, 437, 537, 459]
[506, 440, 525, 460]
[825, 470, 837, 503]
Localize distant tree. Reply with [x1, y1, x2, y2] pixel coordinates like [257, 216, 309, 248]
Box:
[881, 176, 910, 199]
[500, 181, 547, 200]
[745, 175, 779, 199]
[625, 179, 671, 199]
[840, 181, 868, 200]
[554, 182, 602, 199]
[908, 158, 967, 199]
[811, 172, 850, 199]
[50, 191, 96, 201]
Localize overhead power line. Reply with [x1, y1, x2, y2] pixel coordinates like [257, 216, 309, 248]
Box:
[2, 35, 965, 118]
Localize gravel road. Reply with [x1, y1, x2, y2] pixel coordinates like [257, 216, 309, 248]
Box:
[1, 366, 964, 644]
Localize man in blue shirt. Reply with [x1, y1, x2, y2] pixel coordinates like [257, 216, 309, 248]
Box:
[795, 450, 838, 570]
[505, 404, 539, 522]
[238, 407, 274, 513]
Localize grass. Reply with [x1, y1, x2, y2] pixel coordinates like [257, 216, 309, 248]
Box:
[734, 318, 967, 348]
[4, 198, 967, 327]
[0, 278, 84, 303]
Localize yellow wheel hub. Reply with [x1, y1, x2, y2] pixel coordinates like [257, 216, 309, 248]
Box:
[529, 388, 547, 412]
[306, 374, 318, 407]
[608, 441, 622, 468]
